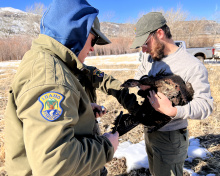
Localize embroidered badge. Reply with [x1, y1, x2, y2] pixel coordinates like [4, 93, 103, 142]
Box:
[93, 68, 104, 77]
[38, 91, 64, 121]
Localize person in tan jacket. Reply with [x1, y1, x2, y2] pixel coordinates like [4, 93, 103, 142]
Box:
[5, 0, 119, 175]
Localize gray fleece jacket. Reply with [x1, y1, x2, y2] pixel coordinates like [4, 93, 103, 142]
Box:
[135, 46, 213, 131]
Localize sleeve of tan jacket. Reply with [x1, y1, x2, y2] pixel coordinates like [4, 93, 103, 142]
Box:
[16, 84, 114, 176]
[85, 65, 141, 115]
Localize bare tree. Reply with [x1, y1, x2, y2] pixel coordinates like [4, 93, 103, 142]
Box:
[133, 6, 188, 40]
[162, 7, 188, 26]
[25, 3, 47, 36]
[210, 11, 220, 45]
[99, 11, 116, 22]
[157, 7, 188, 40]
[25, 3, 46, 16]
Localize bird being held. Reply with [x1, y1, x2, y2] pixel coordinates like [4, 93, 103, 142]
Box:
[121, 69, 194, 106]
[118, 69, 194, 133]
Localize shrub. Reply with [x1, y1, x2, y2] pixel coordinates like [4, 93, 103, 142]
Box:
[0, 36, 32, 61]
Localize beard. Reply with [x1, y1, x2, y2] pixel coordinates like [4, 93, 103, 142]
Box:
[151, 37, 165, 61]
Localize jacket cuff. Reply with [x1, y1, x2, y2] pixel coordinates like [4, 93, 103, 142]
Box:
[102, 136, 114, 162]
[172, 106, 185, 120]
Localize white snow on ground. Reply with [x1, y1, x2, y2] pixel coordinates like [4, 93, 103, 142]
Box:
[114, 140, 149, 172]
[114, 137, 213, 175]
[101, 69, 137, 71]
[0, 60, 21, 67]
[186, 137, 210, 163]
[85, 60, 140, 65]
[0, 61, 21, 78]
[115, 61, 140, 65]
[86, 52, 140, 59]
[1, 53, 219, 68]
[204, 59, 220, 65]
[84, 52, 140, 65]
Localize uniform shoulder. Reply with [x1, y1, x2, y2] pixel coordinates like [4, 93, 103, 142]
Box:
[14, 51, 79, 98]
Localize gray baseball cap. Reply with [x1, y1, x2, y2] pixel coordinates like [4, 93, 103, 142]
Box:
[90, 17, 111, 45]
[130, 12, 166, 49]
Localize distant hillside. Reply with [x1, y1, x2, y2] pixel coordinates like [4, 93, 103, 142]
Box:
[0, 7, 41, 37]
[101, 22, 135, 38]
[0, 7, 219, 47]
[0, 7, 135, 38]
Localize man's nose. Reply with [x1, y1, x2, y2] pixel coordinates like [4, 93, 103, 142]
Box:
[142, 46, 147, 53]
[90, 46, 94, 52]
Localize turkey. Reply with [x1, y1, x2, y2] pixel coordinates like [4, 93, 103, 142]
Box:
[121, 70, 194, 106]
[116, 70, 194, 134]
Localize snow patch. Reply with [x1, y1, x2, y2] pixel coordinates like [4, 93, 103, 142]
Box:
[0, 7, 25, 14]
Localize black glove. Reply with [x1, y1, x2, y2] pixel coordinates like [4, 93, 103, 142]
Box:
[112, 111, 140, 136]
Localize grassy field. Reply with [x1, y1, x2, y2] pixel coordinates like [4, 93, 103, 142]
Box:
[0, 55, 220, 175]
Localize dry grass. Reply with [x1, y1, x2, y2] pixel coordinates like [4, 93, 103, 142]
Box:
[0, 57, 220, 175]
[92, 37, 139, 56]
[0, 66, 17, 174]
[0, 36, 32, 61]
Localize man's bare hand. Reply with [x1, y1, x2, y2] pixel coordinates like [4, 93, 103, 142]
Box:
[103, 132, 119, 153]
[91, 103, 106, 118]
[147, 90, 177, 117]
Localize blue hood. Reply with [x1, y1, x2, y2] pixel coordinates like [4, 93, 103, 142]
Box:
[40, 0, 99, 56]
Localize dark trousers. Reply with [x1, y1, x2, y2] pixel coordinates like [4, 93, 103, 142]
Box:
[144, 128, 189, 176]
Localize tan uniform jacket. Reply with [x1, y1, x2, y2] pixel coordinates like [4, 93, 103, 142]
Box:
[77, 65, 140, 136]
[77, 65, 140, 114]
[5, 34, 114, 176]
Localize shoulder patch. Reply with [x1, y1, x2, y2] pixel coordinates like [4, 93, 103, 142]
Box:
[93, 68, 104, 77]
[38, 91, 64, 121]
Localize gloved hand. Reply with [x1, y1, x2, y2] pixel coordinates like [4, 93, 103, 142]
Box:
[112, 111, 140, 136]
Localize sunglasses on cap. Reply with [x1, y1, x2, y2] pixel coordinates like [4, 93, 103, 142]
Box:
[91, 36, 100, 47]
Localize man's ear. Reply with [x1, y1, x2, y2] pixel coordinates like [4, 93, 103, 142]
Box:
[156, 29, 165, 40]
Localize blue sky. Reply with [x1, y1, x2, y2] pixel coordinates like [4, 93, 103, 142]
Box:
[0, 0, 219, 23]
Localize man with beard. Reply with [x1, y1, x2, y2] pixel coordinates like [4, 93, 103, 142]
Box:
[131, 12, 213, 176]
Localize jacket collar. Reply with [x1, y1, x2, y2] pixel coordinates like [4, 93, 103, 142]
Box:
[32, 34, 89, 74]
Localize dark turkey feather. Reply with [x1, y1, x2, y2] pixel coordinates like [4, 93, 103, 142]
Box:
[121, 70, 194, 106]
[118, 70, 194, 133]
